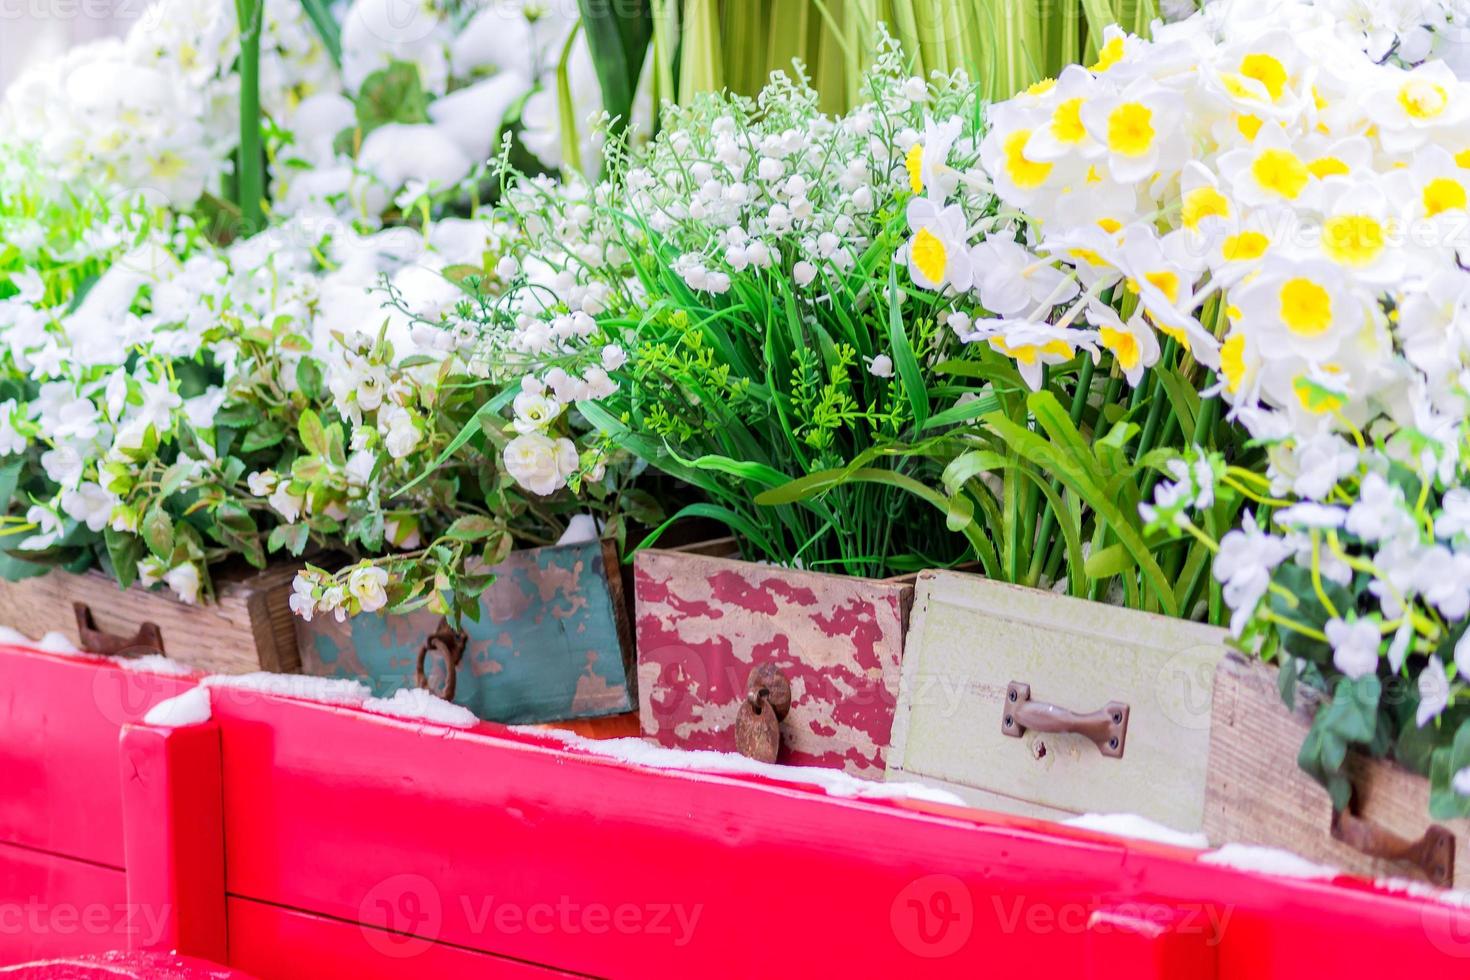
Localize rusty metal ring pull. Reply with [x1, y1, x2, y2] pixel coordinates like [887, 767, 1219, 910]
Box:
[415, 621, 468, 703]
[1001, 681, 1129, 759]
[74, 603, 165, 658]
[1332, 800, 1456, 887]
[734, 664, 791, 764]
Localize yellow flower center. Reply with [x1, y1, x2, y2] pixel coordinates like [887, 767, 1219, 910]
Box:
[1220, 333, 1247, 393]
[1107, 103, 1155, 157]
[1279, 278, 1333, 337]
[1101, 326, 1141, 370]
[1321, 214, 1386, 267]
[1222, 231, 1270, 261]
[1399, 80, 1449, 120]
[1097, 217, 1122, 234]
[1027, 78, 1056, 96]
[911, 228, 948, 284]
[1307, 156, 1349, 179]
[1236, 114, 1263, 140]
[1424, 177, 1468, 217]
[1144, 270, 1181, 304]
[1051, 98, 1087, 144]
[1003, 129, 1053, 189]
[905, 143, 924, 194]
[1091, 37, 1126, 73]
[1240, 54, 1288, 101]
[1251, 148, 1309, 200]
[1181, 186, 1230, 231]
[1456, 148, 1470, 169]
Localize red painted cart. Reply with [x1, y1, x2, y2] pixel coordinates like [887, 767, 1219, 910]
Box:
[2, 642, 1469, 977]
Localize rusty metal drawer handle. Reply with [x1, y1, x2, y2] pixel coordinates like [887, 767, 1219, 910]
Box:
[415, 621, 468, 702]
[1332, 801, 1455, 886]
[1001, 681, 1129, 759]
[74, 603, 165, 657]
[734, 664, 791, 764]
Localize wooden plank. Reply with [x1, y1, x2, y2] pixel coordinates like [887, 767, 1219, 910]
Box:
[208, 693, 1470, 977]
[295, 539, 635, 724]
[0, 564, 299, 675]
[1204, 652, 1470, 887]
[119, 723, 226, 961]
[0, 842, 129, 966]
[888, 571, 1226, 831]
[634, 549, 912, 778]
[225, 898, 586, 979]
[0, 645, 195, 865]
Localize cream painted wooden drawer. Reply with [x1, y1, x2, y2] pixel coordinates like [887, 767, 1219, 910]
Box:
[887, 570, 1227, 832]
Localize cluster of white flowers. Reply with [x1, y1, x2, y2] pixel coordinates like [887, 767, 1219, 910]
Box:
[1, 0, 336, 207]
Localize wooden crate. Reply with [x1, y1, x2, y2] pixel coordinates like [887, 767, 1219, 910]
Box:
[0, 563, 300, 675]
[1205, 652, 1470, 887]
[887, 570, 1227, 831]
[634, 546, 912, 779]
[296, 538, 635, 725]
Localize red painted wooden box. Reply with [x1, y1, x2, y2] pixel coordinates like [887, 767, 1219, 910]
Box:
[634, 547, 912, 778]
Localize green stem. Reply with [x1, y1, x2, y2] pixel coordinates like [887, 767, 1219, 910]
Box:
[235, 0, 265, 236]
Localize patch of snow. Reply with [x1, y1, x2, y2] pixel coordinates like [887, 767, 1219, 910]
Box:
[116, 654, 195, 676]
[1375, 876, 1470, 908]
[202, 671, 370, 704]
[556, 514, 600, 546]
[0, 626, 32, 646]
[513, 727, 966, 805]
[1062, 813, 1209, 849]
[36, 631, 78, 653]
[1199, 844, 1339, 880]
[363, 687, 478, 728]
[142, 686, 212, 727]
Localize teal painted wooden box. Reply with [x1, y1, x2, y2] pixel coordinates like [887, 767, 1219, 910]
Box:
[294, 539, 635, 724]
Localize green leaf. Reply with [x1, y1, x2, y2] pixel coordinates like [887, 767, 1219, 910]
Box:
[297, 0, 341, 65]
[445, 515, 498, 541]
[215, 402, 262, 428]
[941, 450, 1004, 496]
[887, 266, 928, 432]
[576, 0, 653, 143]
[142, 506, 174, 561]
[296, 358, 324, 401]
[1083, 543, 1130, 580]
[1430, 724, 1470, 819]
[0, 458, 21, 508]
[355, 61, 430, 138]
[243, 418, 288, 453]
[298, 409, 327, 456]
[620, 488, 665, 527]
[267, 522, 310, 557]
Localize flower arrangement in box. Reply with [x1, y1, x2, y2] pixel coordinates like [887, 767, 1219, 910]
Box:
[0, 0, 641, 629]
[939, 0, 1470, 818]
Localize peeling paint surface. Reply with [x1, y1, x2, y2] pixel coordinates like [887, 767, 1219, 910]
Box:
[635, 550, 909, 779]
[296, 540, 633, 724]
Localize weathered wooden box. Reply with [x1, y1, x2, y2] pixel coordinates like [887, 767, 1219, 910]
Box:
[634, 547, 912, 779]
[1205, 652, 1469, 887]
[296, 538, 635, 724]
[0, 563, 300, 674]
[887, 570, 1227, 832]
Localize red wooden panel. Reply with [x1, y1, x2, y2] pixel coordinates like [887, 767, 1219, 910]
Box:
[0, 843, 128, 966]
[211, 695, 1470, 977]
[119, 724, 225, 961]
[0, 646, 196, 866]
[225, 898, 584, 979]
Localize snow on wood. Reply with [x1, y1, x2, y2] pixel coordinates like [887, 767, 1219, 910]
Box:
[36, 631, 79, 653]
[515, 727, 966, 805]
[142, 686, 212, 727]
[362, 687, 478, 728]
[1062, 813, 1209, 849]
[202, 671, 370, 704]
[115, 654, 195, 676]
[1199, 844, 1340, 880]
[556, 514, 600, 545]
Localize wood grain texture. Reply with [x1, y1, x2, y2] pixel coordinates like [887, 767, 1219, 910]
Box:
[0, 564, 300, 675]
[888, 570, 1226, 831]
[1204, 652, 1470, 887]
[635, 549, 912, 779]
